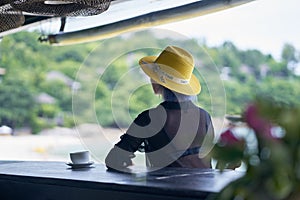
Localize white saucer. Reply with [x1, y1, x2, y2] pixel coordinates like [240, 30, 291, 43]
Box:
[66, 161, 94, 168]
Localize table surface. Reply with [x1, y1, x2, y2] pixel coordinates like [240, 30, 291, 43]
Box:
[0, 161, 244, 198]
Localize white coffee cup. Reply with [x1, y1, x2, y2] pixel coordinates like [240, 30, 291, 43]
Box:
[70, 150, 90, 164]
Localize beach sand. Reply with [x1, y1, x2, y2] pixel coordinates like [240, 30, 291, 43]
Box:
[0, 119, 225, 165]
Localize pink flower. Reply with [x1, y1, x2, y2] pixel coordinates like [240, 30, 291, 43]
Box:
[220, 129, 242, 146]
[244, 104, 273, 139]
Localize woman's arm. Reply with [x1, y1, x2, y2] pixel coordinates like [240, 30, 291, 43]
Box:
[105, 110, 150, 170]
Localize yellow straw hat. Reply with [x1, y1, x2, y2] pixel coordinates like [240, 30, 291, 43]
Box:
[139, 46, 201, 95]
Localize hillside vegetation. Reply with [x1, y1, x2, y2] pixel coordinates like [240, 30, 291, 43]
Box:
[0, 31, 299, 133]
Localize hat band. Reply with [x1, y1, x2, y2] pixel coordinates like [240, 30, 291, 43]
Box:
[143, 61, 190, 85]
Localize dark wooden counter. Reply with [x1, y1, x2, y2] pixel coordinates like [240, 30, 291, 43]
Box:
[0, 161, 243, 200]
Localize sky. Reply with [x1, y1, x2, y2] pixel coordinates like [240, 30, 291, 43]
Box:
[40, 0, 300, 61]
[158, 0, 300, 60]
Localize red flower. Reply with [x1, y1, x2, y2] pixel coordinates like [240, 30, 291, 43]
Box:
[244, 104, 273, 139]
[220, 129, 242, 146]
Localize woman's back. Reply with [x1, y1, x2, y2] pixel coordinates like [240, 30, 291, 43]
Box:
[128, 101, 213, 168]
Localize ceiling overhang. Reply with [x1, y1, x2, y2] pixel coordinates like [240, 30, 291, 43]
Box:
[0, 0, 256, 45]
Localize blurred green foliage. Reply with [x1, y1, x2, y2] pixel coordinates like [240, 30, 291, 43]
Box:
[0, 31, 299, 133]
[212, 97, 300, 200]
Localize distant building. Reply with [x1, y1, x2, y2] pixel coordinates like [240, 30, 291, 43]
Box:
[288, 61, 300, 76]
[46, 70, 81, 91]
[260, 64, 270, 78]
[0, 67, 6, 83]
[0, 67, 5, 75]
[35, 93, 56, 104]
[0, 125, 12, 135]
[220, 67, 231, 81]
[46, 70, 73, 87]
[294, 63, 300, 76]
[240, 64, 254, 75]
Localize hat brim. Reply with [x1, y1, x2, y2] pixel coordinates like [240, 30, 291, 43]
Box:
[139, 56, 201, 95]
